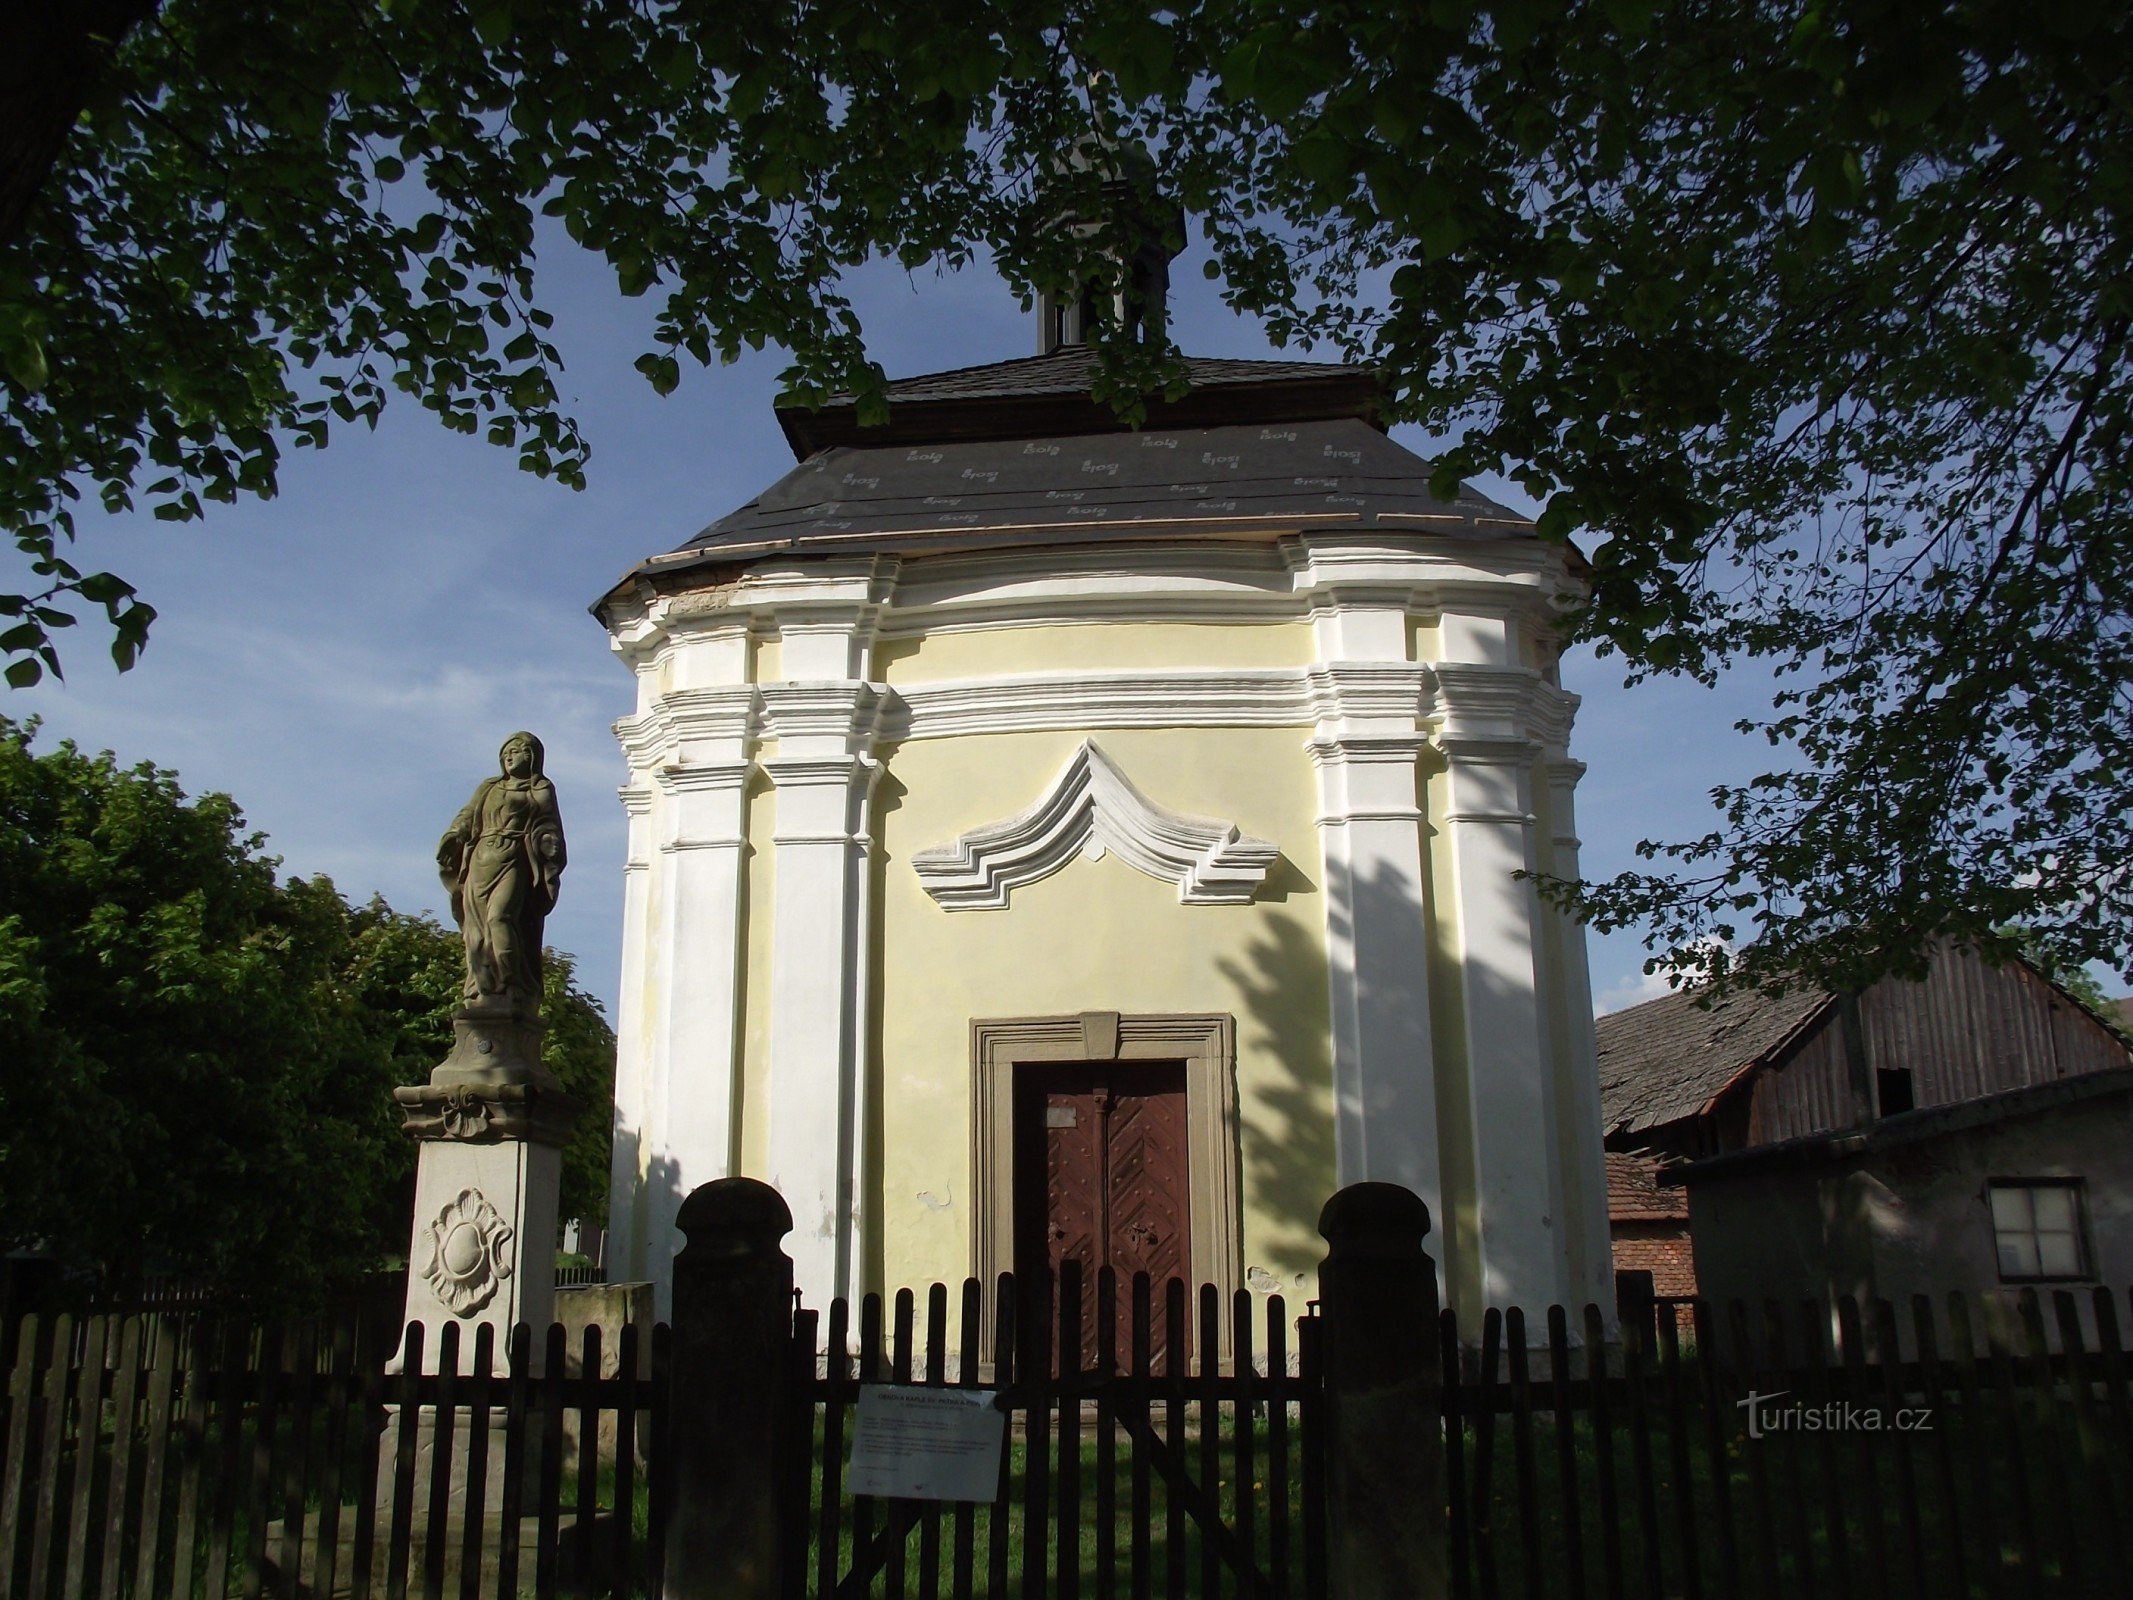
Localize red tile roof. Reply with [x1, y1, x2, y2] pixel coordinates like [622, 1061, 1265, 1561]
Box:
[1606, 1151, 1689, 1221]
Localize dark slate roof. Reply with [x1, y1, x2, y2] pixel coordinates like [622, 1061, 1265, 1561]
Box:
[1595, 984, 1834, 1142]
[629, 417, 1533, 580]
[776, 347, 1384, 457]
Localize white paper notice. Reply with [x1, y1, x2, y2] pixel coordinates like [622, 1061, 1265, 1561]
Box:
[844, 1385, 1007, 1502]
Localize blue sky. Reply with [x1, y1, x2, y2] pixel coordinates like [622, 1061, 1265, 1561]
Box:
[12, 232, 1783, 1021]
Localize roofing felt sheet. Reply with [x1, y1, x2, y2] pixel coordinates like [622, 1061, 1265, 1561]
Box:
[639, 417, 1532, 575]
[774, 349, 1384, 455]
[843, 349, 1371, 406]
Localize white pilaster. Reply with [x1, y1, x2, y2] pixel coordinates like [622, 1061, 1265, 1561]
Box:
[1310, 730, 1440, 1208]
[1434, 652, 1567, 1311]
[1302, 582, 1442, 1224]
[641, 756, 753, 1315]
[761, 694, 882, 1309]
[604, 783, 655, 1282]
[608, 631, 761, 1315]
[1536, 685, 1615, 1316]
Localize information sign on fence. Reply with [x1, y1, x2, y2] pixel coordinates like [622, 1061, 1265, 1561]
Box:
[843, 1383, 1007, 1501]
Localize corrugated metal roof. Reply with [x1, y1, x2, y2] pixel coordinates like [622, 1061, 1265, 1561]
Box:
[629, 417, 1532, 581]
[1595, 984, 1833, 1141]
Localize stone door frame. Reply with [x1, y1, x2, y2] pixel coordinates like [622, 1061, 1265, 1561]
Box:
[971, 1011, 1242, 1348]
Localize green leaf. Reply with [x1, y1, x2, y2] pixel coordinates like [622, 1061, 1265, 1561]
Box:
[75, 574, 132, 606]
[1418, 211, 1465, 261]
[1, 332, 47, 392]
[470, 0, 515, 46]
[633, 352, 681, 395]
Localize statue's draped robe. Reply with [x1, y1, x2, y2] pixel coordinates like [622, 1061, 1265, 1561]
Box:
[442, 774, 565, 1006]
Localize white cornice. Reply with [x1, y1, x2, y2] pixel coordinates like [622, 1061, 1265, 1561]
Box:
[1306, 661, 1434, 721]
[1307, 732, 1433, 766]
[1431, 661, 1548, 736]
[615, 684, 760, 772]
[663, 684, 759, 723]
[712, 556, 899, 610]
[617, 661, 1554, 753]
[606, 533, 1587, 661]
[910, 740, 1281, 911]
[1435, 735, 1542, 766]
[655, 761, 752, 796]
[1527, 683, 1582, 752]
[882, 663, 1436, 743]
[1544, 756, 1588, 788]
[760, 753, 876, 788]
[885, 670, 1312, 741]
[881, 542, 1294, 621]
[614, 712, 666, 768]
[757, 681, 884, 746]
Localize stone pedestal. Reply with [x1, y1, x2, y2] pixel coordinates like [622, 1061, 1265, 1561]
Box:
[373, 1406, 529, 1527]
[391, 1002, 581, 1376]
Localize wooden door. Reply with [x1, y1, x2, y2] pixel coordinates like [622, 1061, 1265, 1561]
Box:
[1012, 1062, 1190, 1368]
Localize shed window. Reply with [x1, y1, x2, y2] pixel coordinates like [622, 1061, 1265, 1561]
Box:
[1987, 1180, 2088, 1281]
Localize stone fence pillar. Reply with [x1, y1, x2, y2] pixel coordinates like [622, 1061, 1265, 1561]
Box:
[662, 1177, 794, 1600]
[1317, 1181, 1447, 1600]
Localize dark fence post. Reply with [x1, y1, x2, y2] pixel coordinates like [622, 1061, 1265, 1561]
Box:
[1317, 1181, 1447, 1600]
[663, 1177, 795, 1600]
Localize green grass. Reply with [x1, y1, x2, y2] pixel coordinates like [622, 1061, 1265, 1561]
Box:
[799, 1402, 1309, 1598]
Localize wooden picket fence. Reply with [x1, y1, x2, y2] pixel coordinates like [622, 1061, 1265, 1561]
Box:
[0, 1312, 666, 1600]
[788, 1267, 1320, 1600]
[785, 1278, 2130, 1600]
[1443, 1286, 2133, 1600]
[5, 1280, 2129, 1599]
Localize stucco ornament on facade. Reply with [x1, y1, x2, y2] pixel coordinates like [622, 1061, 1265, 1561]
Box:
[418, 1187, 516, 1315]
[910, 739, 1281, 910]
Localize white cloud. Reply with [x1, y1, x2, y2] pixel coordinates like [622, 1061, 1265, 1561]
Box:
[1594, 965, 1680, 1016]
[1592, 935, 1742, 1017]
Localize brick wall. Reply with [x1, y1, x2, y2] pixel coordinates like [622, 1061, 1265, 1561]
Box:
[1611, 1220, 1699, 1297]
[1607, 1151, 1699, 1298]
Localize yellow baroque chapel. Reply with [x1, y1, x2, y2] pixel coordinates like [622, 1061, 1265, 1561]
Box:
[593, 316, 1613, 1332]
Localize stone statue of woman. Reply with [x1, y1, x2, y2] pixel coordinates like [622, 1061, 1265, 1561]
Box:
[437, 731, 566, 1015]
